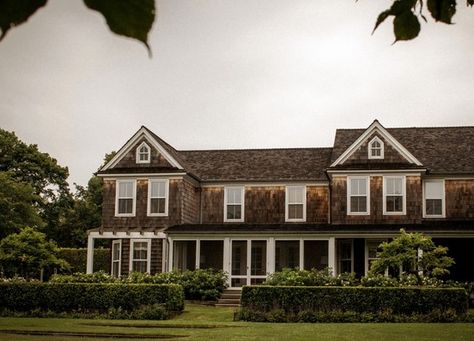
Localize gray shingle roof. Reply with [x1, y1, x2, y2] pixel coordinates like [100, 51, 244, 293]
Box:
[331, 126, 474, 174]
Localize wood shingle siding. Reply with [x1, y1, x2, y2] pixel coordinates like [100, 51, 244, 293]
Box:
[181, 179, 201, 224]
[113, 138, 176, 170]
[150, 239, 163, 274]
[331, 175, 422, 224]
[201, 187, 224, 223]
[446, 180, 474, 219]
[244, 187, 286, 224]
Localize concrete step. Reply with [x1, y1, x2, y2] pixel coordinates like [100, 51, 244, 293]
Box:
[217, 298, 240, 305]
[220, 294, 241, 299]
[222, 289, 242, 294]
[215, 303, 240, 307]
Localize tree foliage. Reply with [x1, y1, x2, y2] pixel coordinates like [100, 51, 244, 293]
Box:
[0, 0, 155, 53]
[374, 0, 473, 42]
[0, 173, 43, 239]
[369, 229, 455, 282]
[0, 227, 68, 279]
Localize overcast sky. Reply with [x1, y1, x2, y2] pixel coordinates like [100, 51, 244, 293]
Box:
[0, 1, 473, 187]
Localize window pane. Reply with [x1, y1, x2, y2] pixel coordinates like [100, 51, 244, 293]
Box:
[386, 196, 403, 212]
[112, 262, 120, 277]
[426, 199, 442, 215]
[151, 181, 166, 198]
[275, 241, 300, 271]
[288, 204, 303, 219]
[150, 198, 166, 214]
[227, 205, 241, 220]
[112, 243, 120, 260]
[226, 188, 242, 204]
[350, 196, 367, 213]
[426, 181, 443, 199]
[387, 178, 403, 195]
[119, 181, 133, 198]
[118, 198, 133, 214]
[132, 261, 147, 273]
[288, 187, 304, 203]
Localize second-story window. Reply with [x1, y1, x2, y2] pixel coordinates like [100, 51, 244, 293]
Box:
[347, 176, 370, 215]
[383, 176, 406, 215]
[368, 137, 384, 159]
[115, 180, 136, 216]
[136, 142, 151, 164]
[424, 179, 445, 217]
[224, 186, 244, 222]
[285, 186, 306, 222]
[148, 179, 169, 216]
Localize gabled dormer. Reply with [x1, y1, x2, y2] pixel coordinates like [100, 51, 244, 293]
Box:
[329, 119, 423, 170]
[99, 126, 185, 174]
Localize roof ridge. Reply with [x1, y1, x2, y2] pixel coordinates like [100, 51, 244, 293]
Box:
[337, 125, 474, 131]
[178, 146, 333, 152]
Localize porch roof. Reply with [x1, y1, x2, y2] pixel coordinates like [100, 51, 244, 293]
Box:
[164, 220, 474, 235]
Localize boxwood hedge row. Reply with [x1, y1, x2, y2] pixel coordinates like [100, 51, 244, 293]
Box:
[0, 282, 184, 313]
[241, 286, 468, 315]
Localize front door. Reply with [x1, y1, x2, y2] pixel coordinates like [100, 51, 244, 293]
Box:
[230, 240, 267, 288]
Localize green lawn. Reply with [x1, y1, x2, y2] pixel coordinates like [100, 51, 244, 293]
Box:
[0, 304, 473, 341]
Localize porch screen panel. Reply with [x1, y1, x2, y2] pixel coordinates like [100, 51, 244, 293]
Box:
[200, 240, 224, 270]
[275, 241, 300, 271]
[231, 240, 247, 287]
[251, 241, 267, 276]
[303, 240, 328, 270]
[173, 241, 196, 271]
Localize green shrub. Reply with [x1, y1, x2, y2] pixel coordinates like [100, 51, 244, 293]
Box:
[0, 282, 184, 315]
[264, 268, 358, 287]
[50, 269, 228, 301]
[240, 286, 468, 318]
[57, 248, 110, 273]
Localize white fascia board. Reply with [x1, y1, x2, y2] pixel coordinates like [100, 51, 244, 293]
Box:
[100, 127, 184, 171]
[88, 231, 167, 239]
[330, 121, 423, 167]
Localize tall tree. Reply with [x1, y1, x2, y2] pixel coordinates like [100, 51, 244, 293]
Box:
[0, 172, 43, 239]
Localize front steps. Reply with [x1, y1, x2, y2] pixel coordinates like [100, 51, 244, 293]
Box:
[216, 289, 241, 307]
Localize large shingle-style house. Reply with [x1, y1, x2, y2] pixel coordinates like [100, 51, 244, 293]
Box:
[86, 120, 474, 286]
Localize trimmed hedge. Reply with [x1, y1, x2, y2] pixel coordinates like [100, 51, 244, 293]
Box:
[0, 282, 184, 313]
[241, 286, 468, 316]
[58, 248, 110, 273]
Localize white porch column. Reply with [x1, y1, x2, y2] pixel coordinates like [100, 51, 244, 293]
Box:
[267, 237, 275, 274]
[328, 237, 336, 276]
[86, 234, 95, 274]
[223, 238, 231, 287]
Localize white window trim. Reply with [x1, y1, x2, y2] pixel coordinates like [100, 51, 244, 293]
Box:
[423, 179, 446, 218]
[382, 176, 406, 215]
[147, 179, 169, 217]
[224, 186, 245, 222]
[111, 240, 122, 277]
[136, 141, 151, 164]
[368, 136, 384, 160]
[285, 185, 307, 222]
[129, 239, 151, 273]
[347, 176, 370, 216]
[115, 179, 136, 217]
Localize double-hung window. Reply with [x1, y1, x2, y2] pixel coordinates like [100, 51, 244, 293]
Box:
[115, 180, 136, 216]
[383, 176, 406, 215]
[136, 142, 150, 163]
[347, 176, 370, 215]
[130, 240, 150, 273]
[111, 240, 121, 278]
[148, 179, 169, 216]
[424, 179, 445, 217]
[224, 187, 244, 222]
[285, 186, 306, 222]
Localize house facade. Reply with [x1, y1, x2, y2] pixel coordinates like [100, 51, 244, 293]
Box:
[86, 120, 474, 286]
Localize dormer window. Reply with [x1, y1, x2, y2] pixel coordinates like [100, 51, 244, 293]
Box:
[136, 142, 150, 164]
[368, 136, 384, 159]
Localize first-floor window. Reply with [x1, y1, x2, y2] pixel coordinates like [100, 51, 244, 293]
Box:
[384, 176, 405, 214]
[286, 186, 306, 221]
[424, 180, 444, 217]
[275, 240, 300, 271]
[366, 239, 385, 274]
[130, 240, 150, 273]
[116, 180, 136, 216]
[111, 240, 121, 277]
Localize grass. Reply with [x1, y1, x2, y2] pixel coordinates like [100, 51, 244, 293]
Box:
[0, 304, 473, 341]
